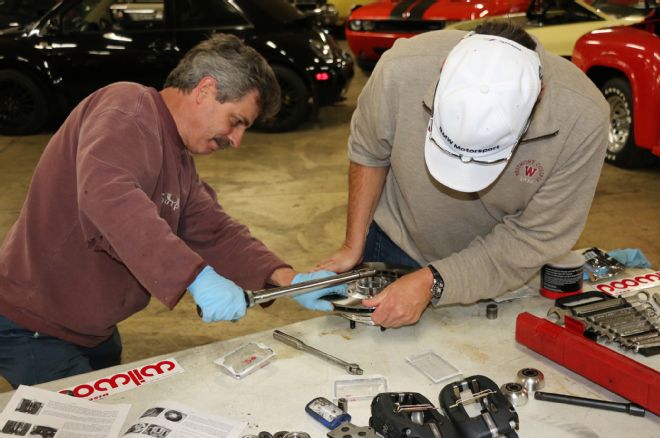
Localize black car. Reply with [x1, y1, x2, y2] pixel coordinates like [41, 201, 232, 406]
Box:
[0, 0, 354, 134]
[289, 0, 339, 27]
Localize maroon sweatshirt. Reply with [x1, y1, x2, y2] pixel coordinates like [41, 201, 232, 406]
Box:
[0, 83, 288, 347]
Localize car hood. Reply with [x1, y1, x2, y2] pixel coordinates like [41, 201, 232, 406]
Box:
[0, 26, 29, 38]
[447, 10, 645, 31]
[350, 0, 528, 21]
[257, 25, 348, 60]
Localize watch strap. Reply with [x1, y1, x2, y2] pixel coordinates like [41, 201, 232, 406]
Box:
[427, 264, 445, 305]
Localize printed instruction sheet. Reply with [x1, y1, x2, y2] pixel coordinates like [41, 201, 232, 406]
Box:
[0, 385, 129, 437]
[122, 401, 246, 438]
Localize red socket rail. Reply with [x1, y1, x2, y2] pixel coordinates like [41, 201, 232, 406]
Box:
[515, 312, 660, 416]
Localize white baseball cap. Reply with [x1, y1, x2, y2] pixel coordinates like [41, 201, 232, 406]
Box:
[424, 32, 542, 192]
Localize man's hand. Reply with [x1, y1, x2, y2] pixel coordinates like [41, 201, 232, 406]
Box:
[316, 243, 363, 273]
[188, 266, 247, 323]
[292, 270, 348, 311]
[362, 268, 434, 328]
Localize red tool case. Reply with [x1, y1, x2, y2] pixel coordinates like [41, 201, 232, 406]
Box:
[515, 312, 660, 416]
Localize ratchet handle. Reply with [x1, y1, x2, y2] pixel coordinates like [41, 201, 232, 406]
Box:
[196, 268, 379, 318]
[273, 329, 307, 350]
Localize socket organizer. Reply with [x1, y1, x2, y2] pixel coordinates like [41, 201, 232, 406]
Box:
[546, 291, 660, 356]
[515, 312, 660, 416]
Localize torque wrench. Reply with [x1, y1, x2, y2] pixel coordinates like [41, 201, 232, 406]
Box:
[196, 268, 378, 318]
[273, 330, 363, 375]
[534, 391, 645, 416]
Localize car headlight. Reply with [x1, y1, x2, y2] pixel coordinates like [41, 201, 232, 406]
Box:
[348, 20, 375, 31]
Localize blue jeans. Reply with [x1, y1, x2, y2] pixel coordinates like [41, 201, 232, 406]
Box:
[0, 315, 122, 388]
[363, 222, 421, 269]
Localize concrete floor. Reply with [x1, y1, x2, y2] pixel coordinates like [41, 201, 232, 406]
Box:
[1, 66, 659, 394]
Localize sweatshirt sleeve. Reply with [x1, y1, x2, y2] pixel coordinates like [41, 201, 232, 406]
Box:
[347, 55, 396, 167]
[76, 102, 204, 309]
[432, 108, 609, 305]
[179, 177, 290, 291]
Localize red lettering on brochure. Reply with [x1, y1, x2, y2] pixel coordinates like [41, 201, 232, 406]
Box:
[69, 384, 94, 398]
[127, 369, 145, 385]
[140, 360, 176, 376]
[594, 271, 660, 294]
[93, 373, 132, 391]
[60, 358, 183, 400]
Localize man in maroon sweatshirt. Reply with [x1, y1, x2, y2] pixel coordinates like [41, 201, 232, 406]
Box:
[0, 34, 344, 387]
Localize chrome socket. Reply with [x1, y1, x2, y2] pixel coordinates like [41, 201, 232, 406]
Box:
[500, 382, 529, 407]
[517, 368, 545, 394]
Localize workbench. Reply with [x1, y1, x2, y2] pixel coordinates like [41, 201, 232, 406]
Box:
[1, 295, 658, 437]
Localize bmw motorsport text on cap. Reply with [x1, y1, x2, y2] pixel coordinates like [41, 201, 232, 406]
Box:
[424, 32, 542, 193]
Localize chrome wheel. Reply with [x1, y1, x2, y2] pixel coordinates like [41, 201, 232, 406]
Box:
[605, 90, 631, 155]
[599, 77, 651, 168]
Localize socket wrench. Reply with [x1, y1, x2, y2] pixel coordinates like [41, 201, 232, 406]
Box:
[273, 330, 363, 375]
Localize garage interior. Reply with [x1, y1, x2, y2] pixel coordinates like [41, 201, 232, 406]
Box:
[0, 61, 659, 395]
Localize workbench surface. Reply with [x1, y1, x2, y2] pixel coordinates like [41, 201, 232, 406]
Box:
[1, 295, 658, 437]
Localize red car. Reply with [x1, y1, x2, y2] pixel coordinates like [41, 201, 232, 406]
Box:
[346, 0, 530, 71]
[572, 8, 659, 167]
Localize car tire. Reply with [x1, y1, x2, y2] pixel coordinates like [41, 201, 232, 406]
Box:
[255, 65, 310, 132]
[356, 58, 375, 73]
[601, 77, 651, 168]
[0, 70, 49, 135]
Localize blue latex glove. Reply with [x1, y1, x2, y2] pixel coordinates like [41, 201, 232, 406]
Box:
[609, 248, 652, 269]
[188, 266, 246, 323]
[292, 270, 348, 311]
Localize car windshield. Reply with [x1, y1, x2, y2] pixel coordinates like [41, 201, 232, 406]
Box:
[250, 0, 305, 24]
[586, 0, 649, 17]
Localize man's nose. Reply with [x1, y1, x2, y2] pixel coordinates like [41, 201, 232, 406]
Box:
[229, 128, 246, 149]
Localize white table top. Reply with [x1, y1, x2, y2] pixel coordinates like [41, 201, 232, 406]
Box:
[1, 295, 658, 437]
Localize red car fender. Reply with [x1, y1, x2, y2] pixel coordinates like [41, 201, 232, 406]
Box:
[573, 25, 660, 153]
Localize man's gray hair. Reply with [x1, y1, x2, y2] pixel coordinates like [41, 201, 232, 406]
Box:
[164, 34, 281, 122]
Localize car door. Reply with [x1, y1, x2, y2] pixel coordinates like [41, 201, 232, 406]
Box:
[36, 0, 179, 105]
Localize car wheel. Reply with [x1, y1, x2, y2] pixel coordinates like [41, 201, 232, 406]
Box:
[255, 65, 310, 132]
[601, 77, 651, 168]
[0, 70, 49, 135]
[356, 58, 375, 73]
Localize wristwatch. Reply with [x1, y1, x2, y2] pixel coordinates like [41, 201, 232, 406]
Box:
[427, 264, 445, 304]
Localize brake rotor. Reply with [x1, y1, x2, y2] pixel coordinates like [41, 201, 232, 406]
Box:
[328, 262, 413, 326]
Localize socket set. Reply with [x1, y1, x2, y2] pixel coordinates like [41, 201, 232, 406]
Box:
[547, 291, 660, 356]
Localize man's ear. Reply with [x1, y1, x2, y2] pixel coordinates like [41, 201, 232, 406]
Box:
[194, 76, 216, 103]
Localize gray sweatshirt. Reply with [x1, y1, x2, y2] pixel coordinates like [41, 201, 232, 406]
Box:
[348, 30, 609, 305]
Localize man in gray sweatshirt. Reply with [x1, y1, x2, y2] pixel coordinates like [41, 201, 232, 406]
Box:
[319, 23, 608, 328]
